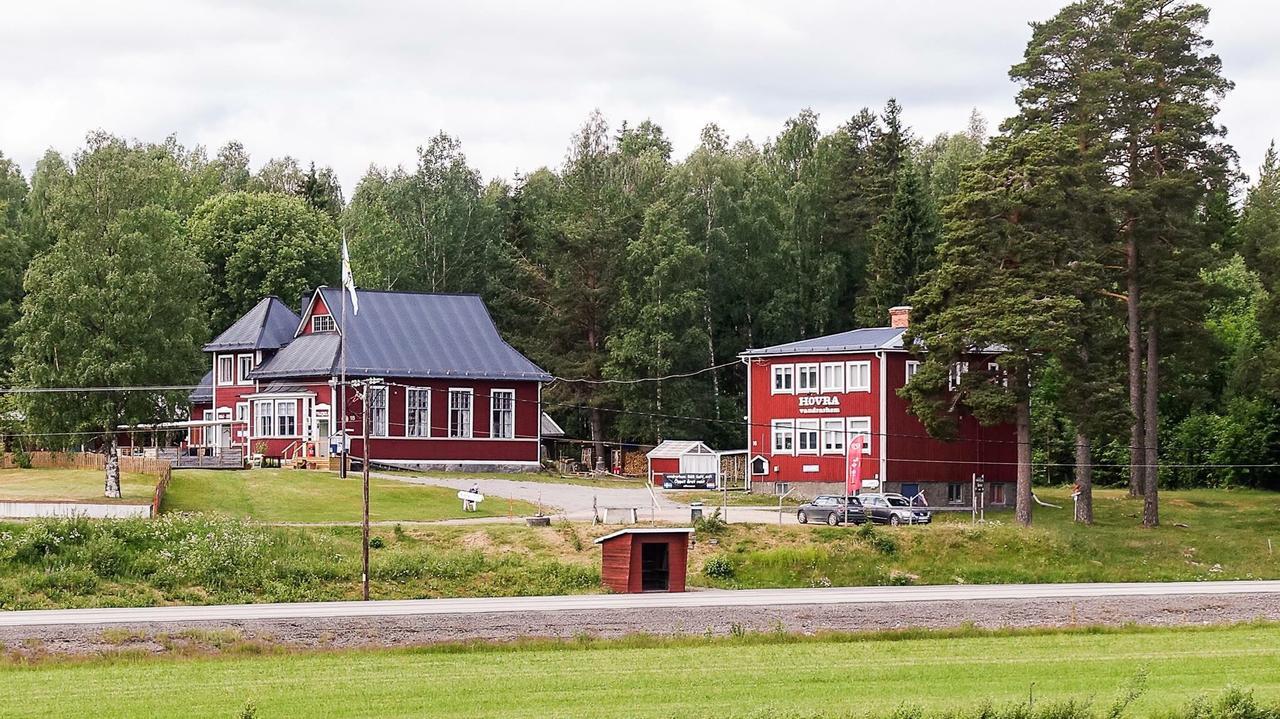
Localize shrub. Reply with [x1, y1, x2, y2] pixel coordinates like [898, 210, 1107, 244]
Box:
[856, 523, 898, 555]
[369, 536, 385, 549]
[14, 448, 32, 469]
[703, 555, 735, 580]
[695, 508, 728, 536]
[1176, 688, 1280, 719]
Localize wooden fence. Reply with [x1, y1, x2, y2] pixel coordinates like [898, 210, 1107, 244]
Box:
[1, 451, 173, 517]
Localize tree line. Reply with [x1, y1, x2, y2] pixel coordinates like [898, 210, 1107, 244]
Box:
[1, 0, 1277, 514]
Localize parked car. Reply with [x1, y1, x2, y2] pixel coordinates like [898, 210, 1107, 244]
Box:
[796, 495, 867, 526]
[858, 492, 932, 525]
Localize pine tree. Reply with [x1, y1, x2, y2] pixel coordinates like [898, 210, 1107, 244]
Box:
[1241, 142, 1280, 395]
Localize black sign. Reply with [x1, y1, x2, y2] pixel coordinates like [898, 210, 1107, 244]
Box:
[663, 473, 717, 490]
[974, 476, 986, 494]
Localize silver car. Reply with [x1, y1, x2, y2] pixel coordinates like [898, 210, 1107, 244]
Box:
[858, 492, 932, 525]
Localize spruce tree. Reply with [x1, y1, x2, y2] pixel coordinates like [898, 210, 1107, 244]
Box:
[858, 161, 938, 326]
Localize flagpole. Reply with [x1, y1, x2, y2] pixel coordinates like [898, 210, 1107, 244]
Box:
[339, 232, 348, 479]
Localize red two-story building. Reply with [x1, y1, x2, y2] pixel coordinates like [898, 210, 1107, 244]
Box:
[740, 306, 1016, 507]
[190, 287, 551, 471]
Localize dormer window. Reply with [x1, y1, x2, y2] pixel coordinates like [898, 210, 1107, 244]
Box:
[311, 314, 336, 333]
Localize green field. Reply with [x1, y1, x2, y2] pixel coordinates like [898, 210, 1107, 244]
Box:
[0, 468, 155, 504]
[161, 469, 539, 522]
[3, 624, 1278, 718]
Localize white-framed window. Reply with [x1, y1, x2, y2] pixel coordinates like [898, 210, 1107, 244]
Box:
[906, 360, 920, 384]
[796, 364, 819, 393]
[254, 400, 273, 437]
[275, 399, 297, 437]
[217, 355, 234, 385]
[948, 483, 965, 505]
[846, 361, 871, 392]
[311, 314, 336, 333]
[448, 388, 473, 438]
[771, 364, 794, 394]
[988, 362, 1009, 387]
[796, 419, 820, 455]
[367, 386, 388, 437]
[847, 417, 872, 455]
[235, 402, 249, 423]
[821, 418, 845, 454]
[490, 389, 515, 439]
[820, 363, 844, 393]
[202, 410, 213, 447]
[771, 420, 794, 454]
[405, 388, 430, 437]
[949, 361, 969, 390]
[774, 482, 791, 496]
[991, 483, 1007, 505]
[237, 354, 254, 385]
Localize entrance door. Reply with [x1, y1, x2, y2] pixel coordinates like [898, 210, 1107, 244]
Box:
[316, 418, 331, 458]
[640, 542, 670, 592]
[218, 424, 232, 448]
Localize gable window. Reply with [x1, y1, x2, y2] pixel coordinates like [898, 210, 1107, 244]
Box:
[771, 420, 794, 454]
[255, 400, 274, 437]
[490, 389, 515, 439]
[771, 364, 794, 394]
[448, 389, 473, 438]
[275, 399, 297, 437]
[846, 361, 871, 392]
[821, 418, 845, 454]
[847, 417, 872, 455]
[820, 363, 844, 393]
[405, 388, 430, 437]
[217, 356, 234, 385]
[367, 386, 388, 437]
[796, 364, 819, 393]
[905, 360, 920, 384]
[796, 420, 820, 455]
[311, 314, 336, 333]
[237, 354, 254, 385]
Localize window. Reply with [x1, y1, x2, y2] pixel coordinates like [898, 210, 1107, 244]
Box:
[990, 483, 1007, 505]
[255, 400, 273, 436]
[988, 362, 1008, 387]
[490, 389, 515, 439]
[448, 389, 473, 438]
[796, 364, 819, 393]
[237, 354, 254, 385]
[235, 402, 249, 423]
[367, 386, 388, 437]
[947, 483, 964, 505]
[818, 363, 844, 393]
[847, 417, 872, 454]
[217, 356, 234, 385]
[796, 420, 820, 455]
[846, 361, 871, 392]
[202, 410, 213, 447]
[406, 388, 430, 437]
[771, 420, 794, 453]
[771, 364, 794, 394]
[821, 418, 845, 454]
[905, 361, 920, 384]
[276, 399, 297, 437]
[774, 482, 791, 496]
[949, 361, 969, 390]
[311, 314, 336, 333]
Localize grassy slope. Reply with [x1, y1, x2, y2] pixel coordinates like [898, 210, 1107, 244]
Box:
[0, 469, 154, 504]
[162, 469, 538, 522]
[3, 624, 1278, 718]
[693, 486, 1280, 587]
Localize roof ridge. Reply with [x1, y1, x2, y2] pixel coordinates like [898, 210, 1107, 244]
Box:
[317, 285, 484, 299]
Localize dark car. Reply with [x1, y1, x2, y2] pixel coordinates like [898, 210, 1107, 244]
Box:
[796, 495, 867, 526]
[859, 492, 932, 525]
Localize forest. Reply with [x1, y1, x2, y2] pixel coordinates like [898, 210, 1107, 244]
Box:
[1, 0, 1279, 525]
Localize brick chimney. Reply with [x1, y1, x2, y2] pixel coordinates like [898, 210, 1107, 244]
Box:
[889, 305, 911, 329]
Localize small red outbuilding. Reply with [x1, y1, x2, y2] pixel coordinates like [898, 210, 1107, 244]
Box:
[594, 528, 694, 593]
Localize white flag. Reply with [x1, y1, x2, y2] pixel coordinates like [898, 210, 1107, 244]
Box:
[341, 235, 359, 316]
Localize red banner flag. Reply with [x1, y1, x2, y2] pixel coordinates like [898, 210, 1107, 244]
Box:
[845, 434, 865, 495]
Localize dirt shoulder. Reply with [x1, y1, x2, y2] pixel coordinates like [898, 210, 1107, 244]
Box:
[4, 592, 1276, 660]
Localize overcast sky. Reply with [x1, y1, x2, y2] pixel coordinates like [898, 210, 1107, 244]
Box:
[2, 0, 1276, 193]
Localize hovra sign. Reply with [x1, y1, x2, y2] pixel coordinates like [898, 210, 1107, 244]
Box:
[798, 395, 841, 415]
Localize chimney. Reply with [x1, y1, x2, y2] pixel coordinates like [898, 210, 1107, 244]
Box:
[889, 305, 911, 329]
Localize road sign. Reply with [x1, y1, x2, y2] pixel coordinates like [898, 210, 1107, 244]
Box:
[974, 476, 986, 494]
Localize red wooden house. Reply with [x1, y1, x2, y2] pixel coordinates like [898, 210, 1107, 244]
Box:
[739, 306, 1016, 507]
[189, 287, 551, 470]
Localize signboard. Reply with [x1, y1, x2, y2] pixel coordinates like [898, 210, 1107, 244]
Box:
[663, 473, 717, 490]
[798, 395, 842, 415]
[974, 476, 986, 494]
[845, 435, 865, 495]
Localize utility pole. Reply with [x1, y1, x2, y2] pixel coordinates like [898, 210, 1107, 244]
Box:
[361, 387, 370, 601]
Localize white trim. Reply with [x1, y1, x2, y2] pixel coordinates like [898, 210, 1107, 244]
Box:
[819, 362, 844, 393]
[311, 314, 336, 333]
[846, 360, 871, 392]
[489, 388, 516, 439]
[236, 354, 254, 386]
[770, 419, 794, 455]
[367, 385, 389, 437]
[821, 418, 845, 454]
[795, 363, 819, 394]
[216, 355, 235, 386]
[905, 360, 920, 384]
[405, 387, 431, 438]
[877, 351, 888, 481]
[847, 416, 872, 455]
[771, 364, 795, 395]
[447, 387, 474, 439]
[795, 419, 820, 455]
[593, 527, 695, 544]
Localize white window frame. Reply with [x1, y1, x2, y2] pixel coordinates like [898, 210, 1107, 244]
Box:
[949, 361, 969, 390]
[846, 360, 871, 392]
[275, 399, 298, 437]
[771, 420, 795, 454]
[254, 400, 273, 437]
[405, 387, 430, 437]
[795, 419, 820, 455]
[448, 388, 473, 439]
[311, 314, 336, 333]
[367, 386, 388, 437]
[819, 363, 844, 393]
[216, 355, 234, 386]
[796, 363, 819, 394]
[821, 418, 845, 454]
[490, 389, 515, 439]
[202, 410, 214, 447]
[847, 417, 872, 455]
[771, 364, 795, 395]
[235, 402, 249, 423]
[948, 483, 965, 505]
[237, 354, 254, 386]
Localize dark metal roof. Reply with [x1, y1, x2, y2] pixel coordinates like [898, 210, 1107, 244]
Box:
[254, 382, 314, 395]
[740, 327, 907, 357]
[189, 370, 213, 404]
[252, 333, 340, 379]
[203, 297, 302, 352]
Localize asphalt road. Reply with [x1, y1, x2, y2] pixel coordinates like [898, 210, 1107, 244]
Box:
[5, 580, 1278, 628]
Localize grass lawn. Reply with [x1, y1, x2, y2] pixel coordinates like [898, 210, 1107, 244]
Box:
[0, 468, 154, 504]
[161, 469, 539, 523]
[3, 624, 1279, 718]
[380, 467, 645, 489]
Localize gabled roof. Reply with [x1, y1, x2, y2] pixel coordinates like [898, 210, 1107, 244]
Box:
[593, 527, 695, 544]
[188, 370, 213, 404]
[254, 287, 551, 382]
[203, 297, 301, 352]
[646, 440, 716, 459]
[540, 412, 565, 438]
[739, 327, 906, 357]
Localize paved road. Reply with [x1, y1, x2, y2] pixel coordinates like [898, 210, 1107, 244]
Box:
[5, 580, 1278, 628]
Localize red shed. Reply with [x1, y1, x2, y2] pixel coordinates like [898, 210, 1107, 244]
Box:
[594, 528, 694, 593]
